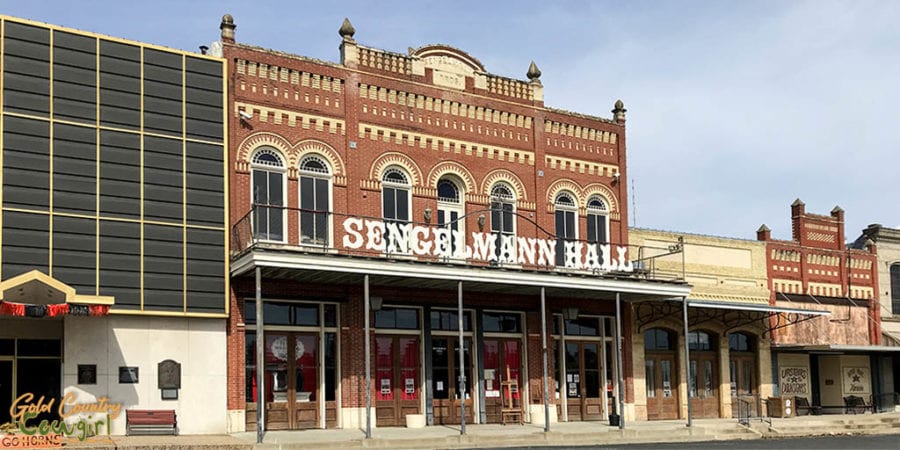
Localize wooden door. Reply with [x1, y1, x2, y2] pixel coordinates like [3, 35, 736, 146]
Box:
[253, 333, 319, 430]
[483, 338, 522, 423]
[730, 355, 756, 417]
[375, 336, 421, 426]
[292, 334, 319, 428]
[689, 352, 719, 418]
[564, 342, 603, 421]
[645, 352, 678, 420]
[432, 337, 474, 424]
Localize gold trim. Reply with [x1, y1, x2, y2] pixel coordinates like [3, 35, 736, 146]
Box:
[0, 15, 222, 62]
[223, 56, 231, 317]
[95, 35, 101, 296]
[0, 19, 5, 274]
[48, 28, 54, 275]
[182, 53, 188, 313]
[0, 207, 225, 230]
[0, 270, 115, 305]
[139, 44, 145, 311]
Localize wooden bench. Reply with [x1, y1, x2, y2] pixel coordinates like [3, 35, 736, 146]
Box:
[794, 396, 822, 416]
[126, 409, 177, 435]
[843, 395, 870, 414]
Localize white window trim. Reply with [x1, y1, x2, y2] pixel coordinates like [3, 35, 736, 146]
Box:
[297, 154, 334, 248]
[250, 148, 288, 244]
[381, 166, 413, 254]
[586, 195, 610, 244]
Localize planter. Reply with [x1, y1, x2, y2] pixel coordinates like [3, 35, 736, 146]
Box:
[405, 414, 426, 428]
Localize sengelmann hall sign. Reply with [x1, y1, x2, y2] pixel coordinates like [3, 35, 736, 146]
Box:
[342, 218, 634, 272]
[2, 392, 122, 448]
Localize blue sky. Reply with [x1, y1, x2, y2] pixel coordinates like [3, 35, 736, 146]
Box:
[3, 0, 897, 242]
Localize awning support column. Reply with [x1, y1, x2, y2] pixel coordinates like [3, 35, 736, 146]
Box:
[683, 296, 693, 427]
[255, 266, 265, 443]
[458, 281, 466, 435]
[541, 287, 550, 432]
[364, 274, 372, 439]
[615, 292, 625, 430]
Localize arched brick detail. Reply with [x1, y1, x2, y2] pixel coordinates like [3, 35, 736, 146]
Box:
[481, 169, 527, 201]
[426, 161, 477, 194]
[546, 179, 583, 213]
[293, 139, 346, 178]
[370, 152, 424, 186]
[581, 183, 619, 213]
[235, 132, 292, 173]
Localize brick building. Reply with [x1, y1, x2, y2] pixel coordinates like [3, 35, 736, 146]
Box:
[757, 200, 893, 413]
[0, 15, 228, 433]
[855, 223, 900, 409]
[220, 15, 690, 433]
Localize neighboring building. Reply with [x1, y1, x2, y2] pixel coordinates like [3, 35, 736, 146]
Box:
[0, 15, 228, 433]
[757, 200, 891, 413]
[855, 223, 900, 409]
[629, 229, 814, 420]
[221, 15, 690, 432]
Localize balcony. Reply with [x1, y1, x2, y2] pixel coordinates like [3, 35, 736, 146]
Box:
[232, 205, 685, 282]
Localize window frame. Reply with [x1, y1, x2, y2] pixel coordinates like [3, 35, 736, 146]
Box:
[297, 154, 333, 247]
[381, 166, 412, 253]
[250, 147, 287, 243]
[437, 176, 465, 257]
[490, 182, 517, 260]
[586, 195, 610, 245]
[554, 192, 579, 267]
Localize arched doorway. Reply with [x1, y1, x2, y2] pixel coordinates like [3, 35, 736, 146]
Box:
[688, 330, 720, 418]
[645, 328, 678, 420]
[728, 332, 757, 417]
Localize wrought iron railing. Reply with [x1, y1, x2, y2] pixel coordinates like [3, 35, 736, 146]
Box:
[232, 204, 686, 281]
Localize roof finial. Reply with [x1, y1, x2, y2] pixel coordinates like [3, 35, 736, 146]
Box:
[527, 61, 542, 83]
[220, 14, 236, 44]
[339, 18, 356, 41]
[612, 100, 626, 123]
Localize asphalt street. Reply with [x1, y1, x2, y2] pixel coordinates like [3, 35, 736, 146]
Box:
[485, 433, 900, 450]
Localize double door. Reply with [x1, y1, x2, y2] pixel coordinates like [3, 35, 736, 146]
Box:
[564, 342, 603, 421]
[375, 335, 420, 426]
[730, 355, 756, 418]
[689, 352, 720, 418]
[645, 351, 678, 420]
[254, 333, 318, 430]
[431, 337, 474, 424]
[482, 338, 522, 423]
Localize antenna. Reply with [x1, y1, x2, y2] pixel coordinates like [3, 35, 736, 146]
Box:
[631, 177, 636, 227]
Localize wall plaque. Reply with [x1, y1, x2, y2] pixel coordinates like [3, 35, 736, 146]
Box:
[158, 359, 181, 390]
[78, 364, 97, 385]
[119, 366, 139, 384]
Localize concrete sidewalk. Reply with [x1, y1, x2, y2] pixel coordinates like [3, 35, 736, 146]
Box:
[51, 412, 900, 449]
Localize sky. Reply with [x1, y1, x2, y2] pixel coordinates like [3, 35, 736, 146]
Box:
[2, 0, 897, 242]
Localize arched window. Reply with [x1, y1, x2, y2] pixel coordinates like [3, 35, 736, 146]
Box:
[251, 147, 285, 241]
[688, 331, 714, 351]
[298, 155, 331, 246]
[490, 182, 516, 261]
[382, 167, 411, 252]
[586, 196, 609, 244]
[437, 177, 464, 255]
[728, 333, 754, 352]
[644, 328, 674, 351]
[554, 192, 578, 267]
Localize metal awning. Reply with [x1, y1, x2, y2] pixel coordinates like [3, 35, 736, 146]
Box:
[686, 299, 831, 317]
[773, 344, 900, 353]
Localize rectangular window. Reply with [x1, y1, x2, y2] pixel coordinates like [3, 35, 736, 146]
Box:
[430, 310, 471, 331]
[482, 312, 521, 333]
[891, 264, 900, 314]
[374, 307, 419, 329]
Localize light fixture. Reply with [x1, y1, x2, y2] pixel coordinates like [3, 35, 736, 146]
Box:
[424, 208, 432, 224]
[562, 307, 579, 320]
[611, 172, 620, 185]
[239, 110, 253, 120]
[477, 214, 486, 232]
[370, 296, 383, 311]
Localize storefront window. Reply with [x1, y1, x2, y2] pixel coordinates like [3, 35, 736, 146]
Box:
[244, 301, 319, 326]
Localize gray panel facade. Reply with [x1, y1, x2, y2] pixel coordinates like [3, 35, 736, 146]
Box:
[0, 17, 227, 315]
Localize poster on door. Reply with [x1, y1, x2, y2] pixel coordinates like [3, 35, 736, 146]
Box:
[380, 378, 391, 396]
[842, 366, 871, 395]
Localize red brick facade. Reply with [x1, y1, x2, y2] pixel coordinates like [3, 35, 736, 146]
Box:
[758, 200, 880, 346]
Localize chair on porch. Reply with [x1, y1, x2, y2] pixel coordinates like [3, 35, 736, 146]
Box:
[794, 396, 821, 416]
[843, 395, 868, 414]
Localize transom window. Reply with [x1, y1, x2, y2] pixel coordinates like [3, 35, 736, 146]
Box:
[728, 332, 754, 352]
[437, 179, 460, 203]
[299, 155, 329, 174]
[482, 312, 521, 333]
[374, 307, 419, 329]
[252, 148, 284, 168]
[688, 331, 715, 351]
[645, 328, 674, 351]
